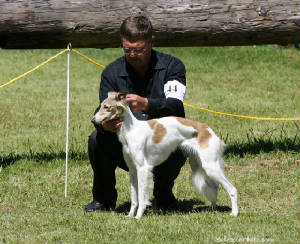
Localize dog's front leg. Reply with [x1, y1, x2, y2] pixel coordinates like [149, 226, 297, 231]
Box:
[123, 151, 138, 217]
[135, 165, 152, 219]
[127, 168, 138, 217]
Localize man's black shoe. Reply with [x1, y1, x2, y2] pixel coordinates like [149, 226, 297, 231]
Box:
[84, 200, 114, 212]
[155, 198, 178, 211]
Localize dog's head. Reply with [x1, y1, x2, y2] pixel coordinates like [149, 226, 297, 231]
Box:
[92, 92, 127, 125]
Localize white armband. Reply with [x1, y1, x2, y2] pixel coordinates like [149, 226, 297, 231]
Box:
[164, 80, 186, 102]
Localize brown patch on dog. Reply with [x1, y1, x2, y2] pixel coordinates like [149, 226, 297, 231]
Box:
[147, 120, 167, 143]
[197, 124, 212, 148]
[147, 120, 157, 130]
[176, 117, 198, 130]
[176, 117, 212, 148]
[153, 123, 167, 143]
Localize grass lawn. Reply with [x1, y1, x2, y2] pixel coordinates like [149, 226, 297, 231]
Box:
[0, 45, 299, 243]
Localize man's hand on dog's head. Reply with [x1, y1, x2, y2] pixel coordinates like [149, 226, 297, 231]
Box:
[126, 94, 148, 113]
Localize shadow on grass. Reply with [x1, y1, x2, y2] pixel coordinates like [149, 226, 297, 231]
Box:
[115, 199, 231, 215]
[224, 134, 299, 158]
[173, 199, 231, 214]
[0, 150, 88, 168]
[1, 134, 298, 168]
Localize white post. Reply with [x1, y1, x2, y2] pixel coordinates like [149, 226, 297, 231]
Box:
[65, 44, 71, 198]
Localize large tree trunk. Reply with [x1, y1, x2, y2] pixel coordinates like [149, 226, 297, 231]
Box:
[0, 0, 299, 49]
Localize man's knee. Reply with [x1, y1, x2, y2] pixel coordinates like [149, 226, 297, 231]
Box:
[88, 129, 128, 171]
[153, 148, 186, 184]
[88, 129, 116, 152]
[88, 130, 98, 149]
[159, 149, 186, 171]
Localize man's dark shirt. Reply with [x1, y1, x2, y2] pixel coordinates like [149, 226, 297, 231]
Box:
[96, 49, 186, 126]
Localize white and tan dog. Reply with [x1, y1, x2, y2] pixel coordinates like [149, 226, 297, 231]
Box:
[92, 92, 238, 219]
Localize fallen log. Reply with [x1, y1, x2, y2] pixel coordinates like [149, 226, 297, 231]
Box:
[0, 0, 299, 49]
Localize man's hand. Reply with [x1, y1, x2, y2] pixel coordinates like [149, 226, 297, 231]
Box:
[126, 94, 148, 113]
[101, 117, 124, 133]
[101, 94, 147, 132]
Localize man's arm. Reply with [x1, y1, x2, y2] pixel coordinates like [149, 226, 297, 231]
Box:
[147, 58, 186, 118]
[99, 70, 117, 104]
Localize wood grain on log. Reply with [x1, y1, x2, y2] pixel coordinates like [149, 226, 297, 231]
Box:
[0, 0, 299, 49]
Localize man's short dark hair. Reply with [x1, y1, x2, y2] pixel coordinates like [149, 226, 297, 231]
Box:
[120, 15, 153, 42]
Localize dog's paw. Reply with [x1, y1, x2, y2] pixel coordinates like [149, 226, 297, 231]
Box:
[135, 214, 142, 219]
[126, 212, 135, 218]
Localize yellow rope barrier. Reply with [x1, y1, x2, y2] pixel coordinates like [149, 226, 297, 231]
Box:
[71, 49, 105, 69]
[1, 48, 299, 121]
[183, 103, 300, 121]
[0, 49, 69, 89]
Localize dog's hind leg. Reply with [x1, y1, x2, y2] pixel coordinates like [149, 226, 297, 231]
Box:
[211, 168, 238, 216]
[202, 159, 238, 216]
[135, 165, 153, 219]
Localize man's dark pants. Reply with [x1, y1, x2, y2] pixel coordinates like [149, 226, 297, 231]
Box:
[88, 129, 186, 209]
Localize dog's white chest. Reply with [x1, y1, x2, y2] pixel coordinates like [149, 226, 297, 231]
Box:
[118, 126, 136, 151]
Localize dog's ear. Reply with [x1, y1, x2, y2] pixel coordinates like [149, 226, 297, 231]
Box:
[116, 92, 127, 101]
[108, 91, 118, 98]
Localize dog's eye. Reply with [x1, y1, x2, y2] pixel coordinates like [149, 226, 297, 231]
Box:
[103, 105, 111, 110]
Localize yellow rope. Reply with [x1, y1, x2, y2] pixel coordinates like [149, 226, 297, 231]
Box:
[71, 49, 105, 69]
[0, 49, 69, 89]
[1, 48, 299, 121]
[183, 103, 300, 121]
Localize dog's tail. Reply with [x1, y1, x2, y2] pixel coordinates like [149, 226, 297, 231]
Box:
[189, 157, 218, 204]
[220, 140, 226, 155]
[218, 140, 226, 170]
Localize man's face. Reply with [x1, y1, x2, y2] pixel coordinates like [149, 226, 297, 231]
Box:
[121, 37, 153, 71]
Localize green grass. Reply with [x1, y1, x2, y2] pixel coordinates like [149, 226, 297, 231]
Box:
[0, 46, 299, 243]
